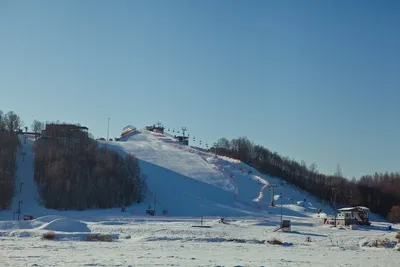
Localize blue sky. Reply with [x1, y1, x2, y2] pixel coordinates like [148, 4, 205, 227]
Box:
[0, 0, 399, 178]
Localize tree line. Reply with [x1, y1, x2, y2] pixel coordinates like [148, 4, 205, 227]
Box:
[0, 110, 146, 211]
[33, 122, 146, 210]
[0, 110, 22, 209]
[213, 137, 400, 223]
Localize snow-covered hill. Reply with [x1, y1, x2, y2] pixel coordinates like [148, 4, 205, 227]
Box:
[1, 131, 398, 266]
[100, 129, 337, 219]
[0, 130, 386, 224]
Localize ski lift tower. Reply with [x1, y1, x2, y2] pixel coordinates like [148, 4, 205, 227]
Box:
[270, 184, 277, 206]
[181, 127, 187, 137]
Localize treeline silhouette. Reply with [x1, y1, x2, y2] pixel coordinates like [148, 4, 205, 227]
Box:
[213, 137, 400, 223]
[0, 110, 22, 209]
[0, 110, 146, 211]
[34, 125, 146, 210]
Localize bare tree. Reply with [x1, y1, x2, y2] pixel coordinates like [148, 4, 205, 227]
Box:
[334, 164, 343, 178]
[4, 111, 21, 132]
[0, 111, 5, 131]
[216, 137, 230, 149]
[309, 163, 318, 174]
[31, 120, 44, 133]
[0, 110, 20, 209]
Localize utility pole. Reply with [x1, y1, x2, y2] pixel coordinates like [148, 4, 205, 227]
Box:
[213, 143, 218, 158]
[200, 196, 204, 226]
[331, 187, 337, 227]
[280, 192, 283, 225]
[154, 192, 157, 214]
[270, 184, 277, 206]
[17, 201, 22, 221]
[107, 118, 110, 141]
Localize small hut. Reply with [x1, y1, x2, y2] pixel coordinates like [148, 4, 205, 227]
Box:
[336, 206, 371, 226]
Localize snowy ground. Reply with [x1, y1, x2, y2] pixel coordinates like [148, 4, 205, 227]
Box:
[0, 215, 398, 267]
[1, 131, 398, 266]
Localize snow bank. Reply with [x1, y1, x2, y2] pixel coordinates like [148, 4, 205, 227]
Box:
[312, 212, 328, 219]
[0, 220, 43, 230]
[39, 218, 91, 233]
[0, 216, 90, 233]
[35, 215, 66, 223]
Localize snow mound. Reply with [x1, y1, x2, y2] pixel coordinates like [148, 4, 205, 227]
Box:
[318, 212, 328, 219]
[0, 220, 43, 230]
[35, 215, 66, 223]
[39, 218, 91, 233]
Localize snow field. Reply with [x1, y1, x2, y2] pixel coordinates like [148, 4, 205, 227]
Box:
[0, 217, 398, 267]
[0, 131, 399, 266]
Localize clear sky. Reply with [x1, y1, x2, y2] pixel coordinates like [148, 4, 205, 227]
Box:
[0, 0, 399, 178]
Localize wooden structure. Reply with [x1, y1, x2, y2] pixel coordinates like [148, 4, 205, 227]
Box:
[281, 220, 291, 232]
[336, 206, 371, 226]
[41, 124, 88, 143]
[280, 220, 292, 232]
[121, 125, 137, 138]
[273, 220, 291, 232]
[37, 124, 89, 153]
[16, 131, 41, 137]
[175, 135, 189, 145]
[145, 124, 165, 134]
[146, 209, 155, 216]
[23, 215, 34, 221]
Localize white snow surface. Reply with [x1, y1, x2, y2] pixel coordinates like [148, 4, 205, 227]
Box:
[0, 131, 398, 266]
[0, 217, 399, 266]
[99, 130, 343, 219]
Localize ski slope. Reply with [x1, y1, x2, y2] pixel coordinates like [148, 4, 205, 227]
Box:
[5, 135, 41, 220]
[1, 131, 398, 267]
[0, 130, 386, 224]
[102, 129, 337, 219]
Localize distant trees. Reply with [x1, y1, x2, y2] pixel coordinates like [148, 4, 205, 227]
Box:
[212, 136, 400, 223]
[31, 120, 44, 133]
[0, 110, 21, 209]
[34, 134, 145, 210]
[3, 111, 22, 132]
[387, 205, 400, 223]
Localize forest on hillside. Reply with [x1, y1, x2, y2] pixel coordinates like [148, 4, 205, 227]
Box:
[0, 110, 146, 211]
[0, 110, 22, 209]
[33, 123, 146, 210]
[213, 137, 400, 223]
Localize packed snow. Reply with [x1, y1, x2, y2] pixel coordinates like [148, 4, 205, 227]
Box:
[0, 130, 399, 266]
[0, 217, 398, 266]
